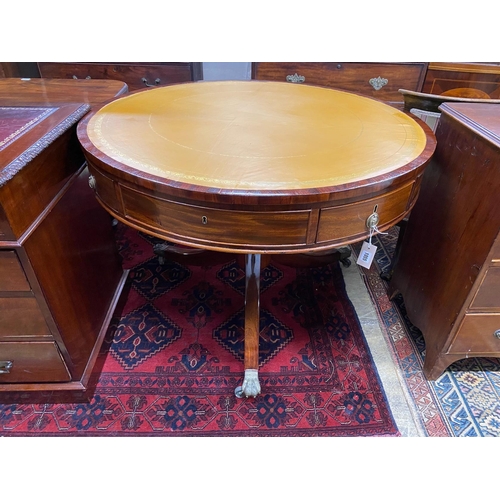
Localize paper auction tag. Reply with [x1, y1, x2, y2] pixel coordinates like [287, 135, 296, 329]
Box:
[356, 241, 377, 269]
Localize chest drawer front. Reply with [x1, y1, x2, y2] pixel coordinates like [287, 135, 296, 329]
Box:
[121, 187, 311, 248]
[0, 341, 70, 383]
[449, 313, 500, 354]
[0, 251, 31, 292]
[0, 297, 52, 340]
[253, 62, 427, 101]
[317, 183, 413, 244]
[470, 266, 500, 310]
[38, 63, 194, 91]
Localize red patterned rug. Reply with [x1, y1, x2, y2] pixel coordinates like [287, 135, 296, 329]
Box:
[0, 224, 399, 436]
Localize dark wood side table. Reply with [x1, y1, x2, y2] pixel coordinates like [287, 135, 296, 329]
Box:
[77, 80, 436, 398]
[388, 102, 500, 379]
[0, 78, 129, 402]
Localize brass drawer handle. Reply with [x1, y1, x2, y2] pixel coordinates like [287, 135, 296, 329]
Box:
[72, 75, 91, 79]
[369, 76, 388, 91]
[142, 77, 161, 87]
[0, 361, 13, 374]
[494, 330, 500, 340]
[88, 175, 96, 191]
[286, 73, 305, 84]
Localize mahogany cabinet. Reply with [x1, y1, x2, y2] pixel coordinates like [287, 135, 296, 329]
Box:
[388, 102, 500, 379]
[37, 62, 203, 91]
[422, 62, 500, 98]
[0, 79, 129, 400]
[252, 62, 428, 104]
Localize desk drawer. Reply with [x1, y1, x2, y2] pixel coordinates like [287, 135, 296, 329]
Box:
[317, 183, 413, 244]
[121, 187, 311, 248]
[38, 62, 195, 91]
[449, 313, 500, 355]
[0, 251, 31, 292]
[0, 297, 51, 340]
[253, 62, 427, 102]
[0, 341, 70, 383]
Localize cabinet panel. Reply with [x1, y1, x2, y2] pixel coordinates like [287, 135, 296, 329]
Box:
[0, 251, 30, 291]
[0, 342, 70, 383]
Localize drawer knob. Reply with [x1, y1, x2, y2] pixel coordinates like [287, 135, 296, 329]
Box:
[336, 64, 342, 69]
[286, 73, 305, 84]
[494, 330, 500, 340]
[0, 361, 13, 374]
[88, 175, 96, 191]
[142, 77, 161, 87]
[369, 76, 388, 91]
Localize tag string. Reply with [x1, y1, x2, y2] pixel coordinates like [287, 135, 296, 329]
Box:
[369, 225, 388, 245]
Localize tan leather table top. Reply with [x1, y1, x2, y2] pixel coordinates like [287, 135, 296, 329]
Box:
[86, 80, 427, 190]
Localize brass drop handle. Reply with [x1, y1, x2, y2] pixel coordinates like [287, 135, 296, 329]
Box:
[73, 75, 91, 79]
[142, 77, 161, 87]
[0, 361, 13, 374]
[88, 175, 96, 191]
[494, 330, 500, 340]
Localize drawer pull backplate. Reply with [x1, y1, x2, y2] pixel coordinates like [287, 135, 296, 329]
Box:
[0, 361, 13, 374]
[369, 76, 388, 91]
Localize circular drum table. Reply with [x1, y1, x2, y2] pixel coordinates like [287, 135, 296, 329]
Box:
[77, 80, 436, 397]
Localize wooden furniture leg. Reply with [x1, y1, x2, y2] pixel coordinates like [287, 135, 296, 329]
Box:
[235, 253, 262, 398]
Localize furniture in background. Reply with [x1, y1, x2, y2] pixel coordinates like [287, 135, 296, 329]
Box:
[77, 80, 436, 397]
[388, 102, 500, 379]
[0, 62, 203, 90]
[37, 62, 203, 91]
[0, 79, 129, 401]
[252, 62, 428, 105]
[422, 62, 500, 98]
[399, 88, 500, 131]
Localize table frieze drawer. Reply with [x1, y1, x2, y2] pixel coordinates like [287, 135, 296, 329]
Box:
[0, 297, 52, 340]
[317, 183, 413, 244]
[91, 168, 121, 214]
[0, 341, 70, 383]
[121, 188, 311, 247]
[470, 266, 500, 310]
[449, 314, 500, 355]
[0, 251, 31, 292]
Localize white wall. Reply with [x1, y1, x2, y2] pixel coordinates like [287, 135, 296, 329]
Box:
[202, 62, 251, 81]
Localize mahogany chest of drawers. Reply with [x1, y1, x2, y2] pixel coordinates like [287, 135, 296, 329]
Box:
[0, 79, 128, 400]
[37, 62, 203, 91]
[388, 102, 500, 379]
[252, 62, 428, 104]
